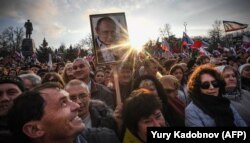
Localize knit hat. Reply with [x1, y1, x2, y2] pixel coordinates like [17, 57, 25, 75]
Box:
[0, 76, 25, 92]
[238, 64, 250, 75]
[159, 75, 180, 90]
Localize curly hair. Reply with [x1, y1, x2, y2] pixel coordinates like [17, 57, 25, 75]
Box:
[187, 64, 225, 98]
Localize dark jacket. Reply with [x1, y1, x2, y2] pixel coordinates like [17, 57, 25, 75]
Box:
[90, 80, 115, 109]
[89, 100, 116, 130]
[94, 38, 119, 64]
[76, 128, 120, 143]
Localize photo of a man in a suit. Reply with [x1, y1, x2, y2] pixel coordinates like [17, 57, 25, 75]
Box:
[91, 12, 130, 65]
[94, 17, 119, 64]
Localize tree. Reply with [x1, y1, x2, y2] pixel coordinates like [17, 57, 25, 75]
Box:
[77, 34, 93, 54]
[159, 24, 172, 38]
[64, 45, 77, 62]
[36, 38, 53, 63]
[0, 26, 24, 58]
[208, 20, 223, 47]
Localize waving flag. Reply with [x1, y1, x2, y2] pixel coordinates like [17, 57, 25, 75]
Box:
[77, 48, 81, 57]
[48, 53, 53, 71]
[191, 40, 202, 49]
[202, 40, 210, 48]
[243, 35, 250, 44]
[162, 38, 170, 51]
[182, 32, 194, 46]
[223, 21, 248, 32]
[199, 47, 211, 56]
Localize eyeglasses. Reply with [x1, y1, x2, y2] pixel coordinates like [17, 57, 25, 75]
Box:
[200, 80, 219, 89]
[70, 93, 89, 101]
[73, 64, 85, 70]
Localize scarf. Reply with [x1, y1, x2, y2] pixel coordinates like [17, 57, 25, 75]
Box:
[224, 89, 241, 101]
[192, 93, 235, 127]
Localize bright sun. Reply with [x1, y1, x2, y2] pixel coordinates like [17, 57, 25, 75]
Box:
[127, 17, 158, 53]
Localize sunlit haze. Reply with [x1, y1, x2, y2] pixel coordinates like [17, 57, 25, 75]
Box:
[0, 0, 249, 49]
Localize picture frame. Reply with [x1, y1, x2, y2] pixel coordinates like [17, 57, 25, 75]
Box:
[90, 12, 130, 65]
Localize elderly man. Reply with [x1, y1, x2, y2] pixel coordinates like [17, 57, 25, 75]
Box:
[65, 79, 116, 129]
[0, 76, 24, 143]
[72, 58, 115, 109]
[8, 82, 120, 143]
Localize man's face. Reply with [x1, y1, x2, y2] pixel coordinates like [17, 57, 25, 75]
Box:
[72, 60, 90, 80]
[39, 88, 84, 138]
[0, 83, 22, 116]
[96, 20, 116, 45]
[66, 85, 90, 119]
[119, 69, 132, 85]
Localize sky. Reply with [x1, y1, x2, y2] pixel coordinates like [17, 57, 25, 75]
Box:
[0, 0, 249, 49]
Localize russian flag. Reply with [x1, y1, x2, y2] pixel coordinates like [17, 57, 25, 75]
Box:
[191, 40, 202, 49]
[202, 40, 210, 48]
[182, 32, 194, 46]
[162, 38, 170, 52]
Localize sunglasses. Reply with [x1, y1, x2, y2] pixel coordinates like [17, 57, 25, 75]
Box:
[73, 64, 85, 70]
[200, 80, 219, 89]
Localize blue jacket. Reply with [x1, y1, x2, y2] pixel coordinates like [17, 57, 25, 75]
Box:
[185, 101, 247, 127]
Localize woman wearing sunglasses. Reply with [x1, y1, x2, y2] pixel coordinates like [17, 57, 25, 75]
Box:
[185, 64, 246, 127]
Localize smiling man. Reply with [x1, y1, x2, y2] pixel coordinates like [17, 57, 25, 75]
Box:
[0, 76, 24, 143]
[72, 58, 115, 109]
[7, 82, 120, 143]
[8, 83, 84, 143]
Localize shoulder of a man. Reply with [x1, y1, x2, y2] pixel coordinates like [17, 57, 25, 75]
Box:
[79, 128, 120, 143]
[94, 82, 113, 94]
[90, 100, 112, 116]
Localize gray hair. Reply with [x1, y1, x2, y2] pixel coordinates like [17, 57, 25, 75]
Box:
[65, 79, 90, 94]
[73, 58, 90, 68]
[19, 73, 42, 87]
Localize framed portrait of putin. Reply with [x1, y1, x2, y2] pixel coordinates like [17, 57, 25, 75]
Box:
[90, 12, 130, 65]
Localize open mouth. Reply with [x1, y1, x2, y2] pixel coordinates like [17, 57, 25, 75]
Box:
[71, 115, 82, 122]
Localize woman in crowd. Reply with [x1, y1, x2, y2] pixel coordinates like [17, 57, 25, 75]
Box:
[238, 63, 250, 92]
[61, 62, 74, 84]
[185, 64, 246, 127]
[42, 72, 65, 88]
[160, 75, 185, 126]
[217, 65, 250, 126]
[169, 64, 190, 106]
[133, 75, 167, 107]
[142, 58, 162, 79]
[94, 70, 105, 85]
[132, 75, 172, 126]
[121, 89, 167, 142]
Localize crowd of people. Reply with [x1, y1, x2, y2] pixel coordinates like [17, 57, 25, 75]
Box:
[1, 47, 250, 143]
